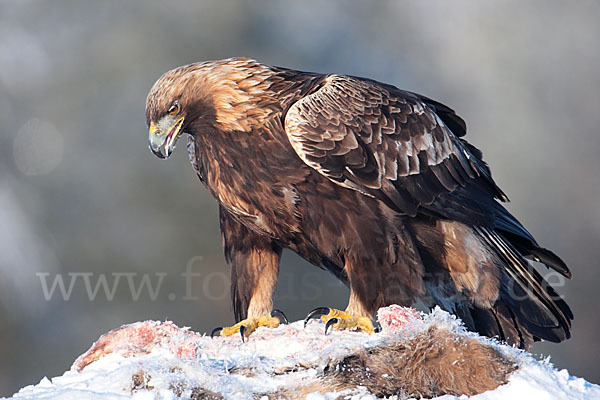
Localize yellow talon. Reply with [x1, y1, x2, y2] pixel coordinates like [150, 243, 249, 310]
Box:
[222, 315, 281, 337]
[211, 309, 288, 341]
[305, 307, 375, 334]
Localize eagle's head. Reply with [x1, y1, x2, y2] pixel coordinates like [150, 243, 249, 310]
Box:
[145, 58, 276, 159]
[145, 66, 198, 159]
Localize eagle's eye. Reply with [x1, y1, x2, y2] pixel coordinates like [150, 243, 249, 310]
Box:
[168, 103, 180, 115]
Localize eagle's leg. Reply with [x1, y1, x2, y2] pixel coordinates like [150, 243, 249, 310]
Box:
[212, 207, 284, 340]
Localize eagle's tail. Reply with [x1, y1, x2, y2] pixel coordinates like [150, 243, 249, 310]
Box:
[459, 227, 573, 348]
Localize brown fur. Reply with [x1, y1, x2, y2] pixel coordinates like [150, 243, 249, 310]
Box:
[190, 387, 226, 400]
[318, 328, 515, 398]
[276, 327, 515, 399]
[131, 369, 153, 392]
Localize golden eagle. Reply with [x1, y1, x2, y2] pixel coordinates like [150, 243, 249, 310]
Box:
[146, 58, 571, 347]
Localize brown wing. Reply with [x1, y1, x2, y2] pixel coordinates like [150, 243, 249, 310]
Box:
[282, 74, 573, 276]
[284, 74, 505, 218]
[283, 74, 572, 346]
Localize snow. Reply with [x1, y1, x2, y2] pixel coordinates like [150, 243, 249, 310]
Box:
[4, 306, 599, 400]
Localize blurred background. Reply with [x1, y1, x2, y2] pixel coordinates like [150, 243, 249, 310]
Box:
[1, 0, 599, 395]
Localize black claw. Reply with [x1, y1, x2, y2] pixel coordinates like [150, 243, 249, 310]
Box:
[210, 327, 223, 338]
[239, 325, 246, 342]
[324, 318, 338, 335]
[271, 309, 288, 325]
[373, 321, 382, 333]
[304, 307, 331, 328]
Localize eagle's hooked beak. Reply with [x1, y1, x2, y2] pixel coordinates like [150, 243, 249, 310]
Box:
[149, 116, 185, 159]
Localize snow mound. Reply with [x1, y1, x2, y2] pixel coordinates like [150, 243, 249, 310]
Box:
[4, 306, 599, 400]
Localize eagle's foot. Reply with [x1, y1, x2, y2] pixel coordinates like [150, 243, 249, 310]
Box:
[210, 309, 288, 342]
[303, 307, 379, 335]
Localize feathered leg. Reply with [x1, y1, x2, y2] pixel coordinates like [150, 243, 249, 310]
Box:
[304, 227, 426, 335]
[212, 207, 285, 340]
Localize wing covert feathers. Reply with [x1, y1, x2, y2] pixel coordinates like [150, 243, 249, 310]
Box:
[284, 75, 505, 216]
